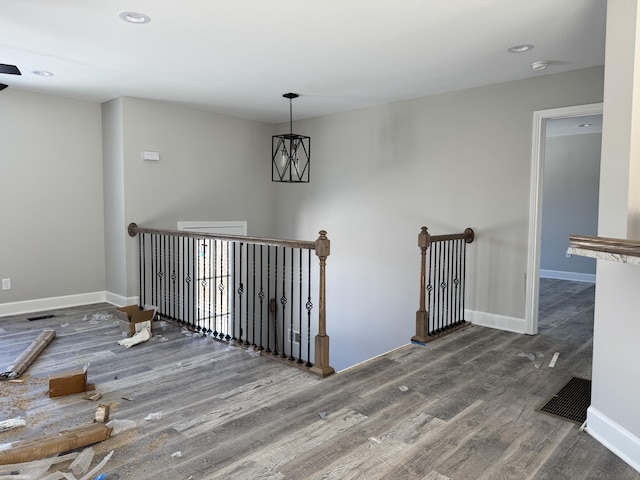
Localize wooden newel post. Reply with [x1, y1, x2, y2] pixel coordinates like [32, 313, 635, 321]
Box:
[412, 226, 431, 344]
[310, 230, 335, 377]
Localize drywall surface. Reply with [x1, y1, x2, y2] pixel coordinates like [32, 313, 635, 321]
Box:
[540, 133, 600, 275]
[102, 98, 127, 300]
[118, 97, 276, 298]
[0, 89, 105, 304]
[273, 67, 604, 370]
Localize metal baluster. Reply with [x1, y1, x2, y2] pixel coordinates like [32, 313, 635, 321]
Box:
[266, 246, 272, 353]
[427, 243, 434, 335]
[237, 242, 244, 343]
[445, 239, 451, 329]
[230, 241, 236, 341]
[162, 235, 167, 318]
[272, 247, 279, 356]
[281, 246, 287, 358]
[306, 250, 312, 367]
[258, 245, 265, 350]
[189, 237, 194, 327]
[297, 248, 303, 364]
[252, 244, 257, 347]
[244, 243, 250, 346]
[222, 241, 230, 340]
[289, 247, 295, 361]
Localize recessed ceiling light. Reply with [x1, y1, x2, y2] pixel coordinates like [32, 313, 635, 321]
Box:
[32, 70, 53, 77]
[578, 124, 592, 127]
[119, 11, 151, 24]
[531, 61, 549, 71]
[507, 44, 534, 53]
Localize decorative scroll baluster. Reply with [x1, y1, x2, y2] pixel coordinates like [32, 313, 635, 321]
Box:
[306, 251, 312, 368]
[237, 243, 244, 343]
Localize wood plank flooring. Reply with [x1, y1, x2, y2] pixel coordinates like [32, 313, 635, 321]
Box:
[0, 280, 638, 479]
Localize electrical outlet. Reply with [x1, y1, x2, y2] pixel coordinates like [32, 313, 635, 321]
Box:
[288, 329, 301, 344]
[2, 278, 10, 290]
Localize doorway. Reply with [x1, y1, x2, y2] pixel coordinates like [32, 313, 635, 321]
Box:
[525, 103, 603, 334]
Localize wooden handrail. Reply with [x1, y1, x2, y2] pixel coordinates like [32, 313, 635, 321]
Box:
[430, 228, 475, 244]
[128, 222, 316, 250]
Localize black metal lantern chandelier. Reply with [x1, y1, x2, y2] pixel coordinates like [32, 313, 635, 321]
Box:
[272, 93, 310, 183]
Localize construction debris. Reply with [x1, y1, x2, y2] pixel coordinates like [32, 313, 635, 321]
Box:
[69, 447, 95, 477]
[49, 364, 94, 398]
[0, 417, 26, 432]
[93, 404, 110, 424]
[0, 423, 113, 465]
[1, 329, 56, 380]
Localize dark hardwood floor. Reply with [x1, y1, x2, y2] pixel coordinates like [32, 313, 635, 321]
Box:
[0, 280, 637, 479]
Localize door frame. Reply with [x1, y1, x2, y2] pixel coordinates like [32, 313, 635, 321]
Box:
[524, 102, 603, 334]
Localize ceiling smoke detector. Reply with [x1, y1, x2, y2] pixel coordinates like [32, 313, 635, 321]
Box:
[532, 61, 549, 71]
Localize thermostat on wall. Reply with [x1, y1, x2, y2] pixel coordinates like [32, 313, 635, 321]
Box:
[143, 150, 160, 161]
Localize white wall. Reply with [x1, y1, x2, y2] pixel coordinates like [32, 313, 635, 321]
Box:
[0, 89, 105, 310]
[587, 0, 640, 470]
[274, 67, 604, 370]
[541, 133, 600, 278]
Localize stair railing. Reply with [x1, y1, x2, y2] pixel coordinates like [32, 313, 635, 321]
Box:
[128, 223, 334, 377]
[412, 226, 475, 344]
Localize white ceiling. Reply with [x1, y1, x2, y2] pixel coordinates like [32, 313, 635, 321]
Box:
[0, 0, 606, 124]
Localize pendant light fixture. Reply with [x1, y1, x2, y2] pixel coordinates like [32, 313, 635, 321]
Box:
[272, 93, 310, 183]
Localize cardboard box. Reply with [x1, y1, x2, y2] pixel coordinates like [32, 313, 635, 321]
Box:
[49, 368, 88, 398]
[116, 304, 155, 337]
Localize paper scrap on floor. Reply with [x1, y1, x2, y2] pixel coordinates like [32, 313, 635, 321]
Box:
[118, 326, 152, 348]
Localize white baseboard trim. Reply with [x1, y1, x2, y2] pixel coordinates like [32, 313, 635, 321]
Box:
[465, 309, 527, 334]
[586, 407, 640, 473]
[539, 269, 596, 283]
[104, 291, 139, 307]
[0, 291, 108, 318]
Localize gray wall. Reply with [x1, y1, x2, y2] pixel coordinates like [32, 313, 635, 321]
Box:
[540, 133, 600, 276]
[0, 67, 604, 372]
[110, 97, 277, 298]
[102, 98, 127, 300]
[274, 67, 604, 370]
[0, 89, 105, 303]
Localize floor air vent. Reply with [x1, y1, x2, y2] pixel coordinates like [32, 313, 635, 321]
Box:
[27, 314, 56, 321]
[537, 376, 591, 424]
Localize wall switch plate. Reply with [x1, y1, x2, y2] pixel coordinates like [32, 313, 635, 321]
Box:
[143, 150, 160, 161]
[2, 278, 10, 290]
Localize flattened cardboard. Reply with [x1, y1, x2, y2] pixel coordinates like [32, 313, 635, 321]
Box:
[49, 369, 87, 398]
[116, 304, 155, 337]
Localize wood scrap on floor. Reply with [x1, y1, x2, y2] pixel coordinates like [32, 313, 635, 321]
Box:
[0, 423, 112, 465]
[0, 329, 56, 380]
